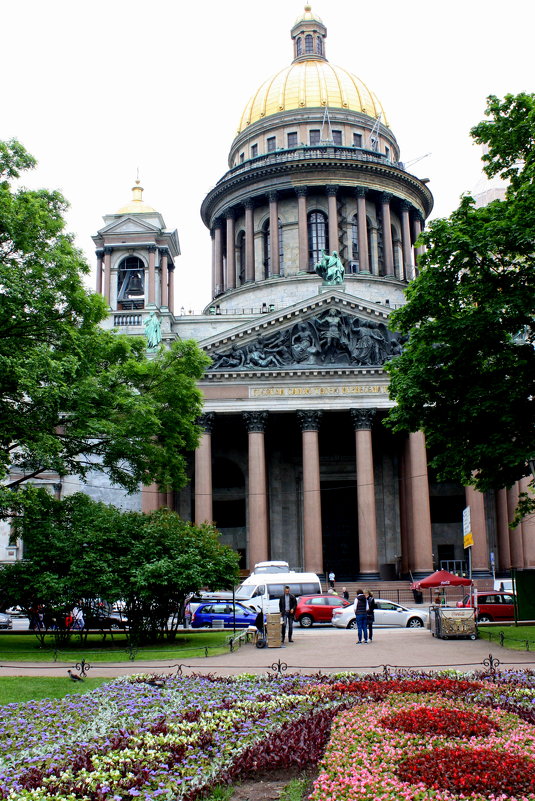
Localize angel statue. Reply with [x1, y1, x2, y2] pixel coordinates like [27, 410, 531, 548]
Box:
[144, 311, 162, 350]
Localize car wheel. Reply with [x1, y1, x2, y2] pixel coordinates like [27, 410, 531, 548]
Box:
[299, 614, 313, 628]
[406, 617, 424, 628]
[478, 614, 493, 623]
[346, 618, 357, 630]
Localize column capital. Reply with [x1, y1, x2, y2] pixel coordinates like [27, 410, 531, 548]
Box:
[244, 198, 254, 211]
[213, 217, 223, 229]
[158, 246, 169, 257]
[326, 184, 339, 197]
[381, 192, 393, 204]
[103, 246, 113, 255]
[197, 412, 215, 433]
[297, 409, 323, 432]
[355, 186, 367, 198]
[268, 190, 278, 203]
[413, 210, 424, 224]
[350, 408, 376, 430]
[95, 248, 104, 258]
[400, 200, 412, 213]
[224, 208, 235, 220]
[147, 244, 157, 253]
[243, 410, 268, 432]
[295, 186, 308, 198]
[168, 262, 175, 272]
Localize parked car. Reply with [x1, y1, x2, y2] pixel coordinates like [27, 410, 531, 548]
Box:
[456, 591, 516, 622]
[84, 610, 128, 630]
[294, 594, 350, 627]
[332, 599, 429, 629]
[0, 612, 12, 630]
[190, 601, 257, 629]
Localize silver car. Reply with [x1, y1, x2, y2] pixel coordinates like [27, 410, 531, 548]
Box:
[332, 599, 428, 629]
[0, 612, 12, 630]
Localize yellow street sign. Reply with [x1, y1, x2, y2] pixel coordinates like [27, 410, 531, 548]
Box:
[464, 532, 474, 548]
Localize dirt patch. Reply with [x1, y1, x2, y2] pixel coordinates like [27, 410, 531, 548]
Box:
[230, 766, 317, 800]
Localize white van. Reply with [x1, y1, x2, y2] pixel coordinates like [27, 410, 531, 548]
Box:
[494, 579, 513, 592]
[235, 572, 322, 613]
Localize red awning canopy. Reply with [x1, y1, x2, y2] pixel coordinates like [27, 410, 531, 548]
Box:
[411, 569, 472, 590]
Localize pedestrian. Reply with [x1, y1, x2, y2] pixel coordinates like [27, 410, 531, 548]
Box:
[279, 585, 297, 644]
[366, 591, 376, 642]
[354, 588, 367, 643]
[72, 605, 85, 630]
[342, 587, 349, 601]
[328, 571, 335, 589]
[184, 601, 192, 628]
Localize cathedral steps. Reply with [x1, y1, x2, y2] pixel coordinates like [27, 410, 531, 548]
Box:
[328, 578, 495, 606]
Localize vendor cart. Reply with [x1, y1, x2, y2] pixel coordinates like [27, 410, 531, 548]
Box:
[430, 606, 477, 639]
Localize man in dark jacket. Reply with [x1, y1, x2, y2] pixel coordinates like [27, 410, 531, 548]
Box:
[279, 585, 297, 643]
[354, 588, 368, 643]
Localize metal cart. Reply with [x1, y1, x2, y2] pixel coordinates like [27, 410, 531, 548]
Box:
[430, 606, 477, 639]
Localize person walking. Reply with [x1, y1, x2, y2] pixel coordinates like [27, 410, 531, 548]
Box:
[366, 591, 376, 642]
[354, 589, 367, 643]
[328, 571, 335, 589]
[279, 585, 297, 644]
[342, 587, 349, 601]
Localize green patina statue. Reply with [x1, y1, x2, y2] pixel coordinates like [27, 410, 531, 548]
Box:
[144, 311, 162, 350]
[314, 249, 345, 284]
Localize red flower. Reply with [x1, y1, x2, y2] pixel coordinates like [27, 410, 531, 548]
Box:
[381, 707, 499, 737]
[397, 748, 535, 796]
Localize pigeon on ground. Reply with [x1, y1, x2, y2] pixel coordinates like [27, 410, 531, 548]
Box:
[67, 669, 84, 681]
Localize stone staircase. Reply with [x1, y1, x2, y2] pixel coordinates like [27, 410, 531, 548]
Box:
[327, 578, 495, 607]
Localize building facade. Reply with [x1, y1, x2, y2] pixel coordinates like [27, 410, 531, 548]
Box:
[6, 7, 531, 576]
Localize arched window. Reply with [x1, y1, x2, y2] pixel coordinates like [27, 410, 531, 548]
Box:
[317, 36, 323, 56]
[308, 211, 328, 270]
[296, 37, 302, 56]
[263, 220, 270, 279]
[117, 255, 145, 309]
[237, 231, 246, 285]
[263, 218, 284, 277]
[350, 214, 359, 271]
[305, 34, 313, 53]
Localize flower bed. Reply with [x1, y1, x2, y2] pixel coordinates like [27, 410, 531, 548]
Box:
[309, 682, 535, 801]
[0, 671, 533, 800]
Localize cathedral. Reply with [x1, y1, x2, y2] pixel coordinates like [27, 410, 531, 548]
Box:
[79, 7, 534, 579]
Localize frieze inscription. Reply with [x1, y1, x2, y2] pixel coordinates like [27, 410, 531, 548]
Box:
[250, 385, 387, 397]
[208, 310, 404, 371]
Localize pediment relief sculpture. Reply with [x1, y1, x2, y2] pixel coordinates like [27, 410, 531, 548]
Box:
[207, 309, 405, 371]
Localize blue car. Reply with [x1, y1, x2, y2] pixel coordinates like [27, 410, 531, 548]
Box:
[191, 601, 257, 629]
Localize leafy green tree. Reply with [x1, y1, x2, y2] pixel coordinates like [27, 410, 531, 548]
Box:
[0, 490, 239, 643]
[387, 94, 535, 501]
[0, 139, 209, 500]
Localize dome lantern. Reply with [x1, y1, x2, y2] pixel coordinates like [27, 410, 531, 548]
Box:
[291, 4, 327, 62]
[116, 179, 156, 215]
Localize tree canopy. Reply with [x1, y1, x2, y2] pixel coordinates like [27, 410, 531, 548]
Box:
[0, 490, 239, 642]
[386, 93, 535, 496]
[0, 139, 209, 500]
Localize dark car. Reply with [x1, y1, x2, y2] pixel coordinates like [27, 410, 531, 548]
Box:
[191, 601, 256, 629]
[84, 610, 128, 630]
[456, 591, 516, 622]
[294, 594, 350, 627]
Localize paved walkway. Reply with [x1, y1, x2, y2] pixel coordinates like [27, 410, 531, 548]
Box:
[1, 628, 533, 678]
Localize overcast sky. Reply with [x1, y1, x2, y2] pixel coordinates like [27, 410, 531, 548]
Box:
[3, 0, 531, 311]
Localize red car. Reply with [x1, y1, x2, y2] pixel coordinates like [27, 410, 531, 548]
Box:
[457, 591, 516, 622]
[294, 594, 350, 627]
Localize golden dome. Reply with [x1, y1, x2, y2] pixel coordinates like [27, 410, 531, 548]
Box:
[116, 180, 156, 214]
[237, 60, 387, 134]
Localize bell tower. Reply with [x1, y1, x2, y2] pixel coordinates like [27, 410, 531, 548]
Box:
[92, 181, 180, 337]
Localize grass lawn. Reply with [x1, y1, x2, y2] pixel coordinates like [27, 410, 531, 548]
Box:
[0, 630, 233, 662]
[0, 676, 112, 705]
[478, 623, 535, 649]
